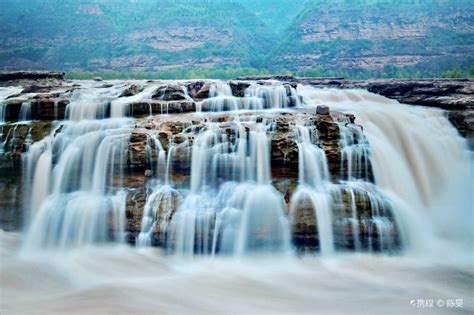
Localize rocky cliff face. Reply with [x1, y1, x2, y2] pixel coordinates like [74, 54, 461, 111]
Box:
[273, 0, 473, 74]
[0, 0, 275, 71]
[0, 0, 471, 74]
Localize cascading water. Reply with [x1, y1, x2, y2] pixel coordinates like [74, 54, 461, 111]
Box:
[66, 83, 128, 121]
[19, 102, 32, 121]
[110, 85, 157, 118]
[167, 118, 291, 256]
[198, 81, 300, 111]
[0, 80, 465, 259]
[297, 87, 472, 253]
[17, 82, 137, 251]
[23, 118, 132, 251]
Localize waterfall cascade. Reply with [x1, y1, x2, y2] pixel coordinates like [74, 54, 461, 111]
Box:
[0, 80, 470, 257]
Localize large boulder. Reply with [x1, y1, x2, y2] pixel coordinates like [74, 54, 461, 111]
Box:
[152, 84, 188, 101]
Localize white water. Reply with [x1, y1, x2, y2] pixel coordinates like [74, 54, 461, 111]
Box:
[198, 81, 300, 111]
[22, 117, 133, 250]
[168, 119, 291, 256]
[66, 83, 127, 121]
[298, 87, 473, 254]
[1, 231, 472, 314]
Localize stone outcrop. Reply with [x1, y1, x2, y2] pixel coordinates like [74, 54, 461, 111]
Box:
[152, 84, 188, 101]
[127, 100, 196, 116]
[271, 1, 473, 73]
[0, 71, 65, 81]
[119, 84, 144, 97]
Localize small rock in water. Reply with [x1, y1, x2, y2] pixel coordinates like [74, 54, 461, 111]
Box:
[93, 77, 103, 82]
[120, 84, 143, 97]
[144, 169, 153, 177]
[317, 105, 330, 115]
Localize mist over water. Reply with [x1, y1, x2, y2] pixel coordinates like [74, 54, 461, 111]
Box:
[2, 231, 473, 314]
[0, 81, 472, 314]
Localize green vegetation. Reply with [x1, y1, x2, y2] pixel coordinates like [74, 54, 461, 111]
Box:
[441, 67, 469, 79]
[66, 66, 473, 80]
[66, 68, 276, 80]
[1, 0, 473, 79]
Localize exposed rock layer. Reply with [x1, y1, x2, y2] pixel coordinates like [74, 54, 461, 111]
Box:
[0, 71, 65, 81]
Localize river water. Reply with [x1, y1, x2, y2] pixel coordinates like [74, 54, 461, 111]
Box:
[1, 230, 473, 314]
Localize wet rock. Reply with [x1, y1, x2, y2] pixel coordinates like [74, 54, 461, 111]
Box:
[290, 194, 319, 252]
[127, 131, 148, 170]
[271, 130, 298, 167]
[187, 81, 211, 99]
[316, 105, 330, 115]
[152, 84, 187, 101]
[33, 98, 69, 120]
[125, 188, 146, 244]
[144, 169, 153, 177]
[0, 168, 24, 230]
[0, 71, 64, 81]
[120, 84, 144, 97]
[127, 100, 196, 117]
[229, 81, 250, 97]
[314, 115, 341, 180]
[93, 77, 103, 81]
[21, 85, 43, 94]
[0, 122, 52, 168]
[1, 99, 23, 122]
[448, 110, 474, 147]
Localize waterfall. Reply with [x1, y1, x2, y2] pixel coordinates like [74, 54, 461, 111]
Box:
[294, 124, 329, 186]
[19, 102, 31, 121]
[339, 122, 371, 181]
[110, 85, 156, 118]
[290, 123, 335, 255]
[137, 185, 181, 247]
[298, 86, 471, 253]
[245, 83, 290, 109]
[11, 80, 469, 258]
[198, 82, 300, 111]
[66, 84, 126, 121]
[168, 117, 291, 256]
[22, 117, 133, 251]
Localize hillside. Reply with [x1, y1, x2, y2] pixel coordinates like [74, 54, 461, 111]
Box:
[0, 0, 277, 71]
[272, 0, 474, 76]
[0, 0, 473, 77]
